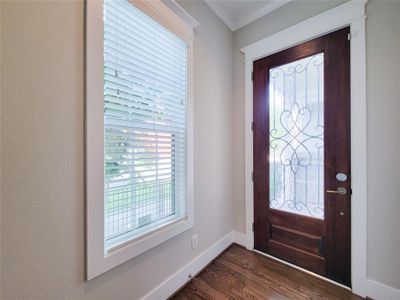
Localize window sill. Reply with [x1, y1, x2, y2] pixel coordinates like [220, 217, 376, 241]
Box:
[106, 216, 190, 255]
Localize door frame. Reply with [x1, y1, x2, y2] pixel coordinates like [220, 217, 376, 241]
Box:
[241, 0, 368, 297]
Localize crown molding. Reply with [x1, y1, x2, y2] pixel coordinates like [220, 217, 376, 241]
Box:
[205, 0, 292, 31]
[162, 0, 199, 29]
[233, 0, 291, 31]
[204, 0, 235, 30]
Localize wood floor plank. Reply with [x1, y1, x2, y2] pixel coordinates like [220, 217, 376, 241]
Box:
[201, 261, 265, 300]
[181, 277, 233, 300]
[215, 256, 307, 300]
[225, 246, 356, 299]
[171, 244, 363, 300]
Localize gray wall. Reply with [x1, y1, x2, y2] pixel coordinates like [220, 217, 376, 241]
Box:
[365, 0, 400, 289]
[232, 0, 400, 291]
[0, 1, 233, 299]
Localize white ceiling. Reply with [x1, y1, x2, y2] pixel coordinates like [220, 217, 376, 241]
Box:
[204, 0, 292, 31]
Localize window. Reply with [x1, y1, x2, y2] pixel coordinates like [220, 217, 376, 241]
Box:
[103, 0, 188, 251]
[86, 0, 197, 279]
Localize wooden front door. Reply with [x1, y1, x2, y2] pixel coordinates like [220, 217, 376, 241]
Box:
[253, 27, 351, 286]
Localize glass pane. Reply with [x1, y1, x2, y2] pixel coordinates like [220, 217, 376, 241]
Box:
[269, 53, 324, 219]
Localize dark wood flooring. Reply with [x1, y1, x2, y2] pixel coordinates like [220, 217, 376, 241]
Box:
[171, 244, 363, 300]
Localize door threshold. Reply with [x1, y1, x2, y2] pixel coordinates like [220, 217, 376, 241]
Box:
[253, 249, 351, 291]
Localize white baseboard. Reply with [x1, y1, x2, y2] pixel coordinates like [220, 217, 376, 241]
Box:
[365, 279, 400, 300]
[232, 231, 247, 247]
[141, 231, 234, 300]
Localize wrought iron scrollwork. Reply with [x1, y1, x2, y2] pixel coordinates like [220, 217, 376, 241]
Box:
[269, 53, 324, 219]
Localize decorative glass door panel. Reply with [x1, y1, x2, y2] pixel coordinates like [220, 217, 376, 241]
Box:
[269, 53, 324, 219]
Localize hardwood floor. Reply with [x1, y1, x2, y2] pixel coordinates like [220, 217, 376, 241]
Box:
[170, 244, 362, 300]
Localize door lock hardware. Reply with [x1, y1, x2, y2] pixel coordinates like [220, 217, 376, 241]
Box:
[326, 187, 347, 196]
[336, 173, 348, 182]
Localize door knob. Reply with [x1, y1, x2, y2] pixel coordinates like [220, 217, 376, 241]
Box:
[326, 187, 347, 196]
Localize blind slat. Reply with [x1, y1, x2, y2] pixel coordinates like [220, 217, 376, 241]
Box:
[106, 1, 185, 52]
[104, 36, 186, 79]
[104, 101, 186, 123]
[104, 67, 186, 100]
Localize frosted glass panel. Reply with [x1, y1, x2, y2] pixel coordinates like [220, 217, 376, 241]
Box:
[269, 53, 324, 219]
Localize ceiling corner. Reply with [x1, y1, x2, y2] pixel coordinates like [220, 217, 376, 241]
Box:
[204, 0, 236, 31]
[233, 0, 293, 31]
[204, 0, 293, 32]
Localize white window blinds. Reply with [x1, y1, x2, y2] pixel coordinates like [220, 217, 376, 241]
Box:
[104, 0, 187, 250]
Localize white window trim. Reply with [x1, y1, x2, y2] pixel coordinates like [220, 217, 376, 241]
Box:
[85, 0, 198, 280]
[241, 0, 375, 297]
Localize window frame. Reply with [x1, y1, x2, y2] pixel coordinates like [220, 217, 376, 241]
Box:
[85, 0, 197, 280]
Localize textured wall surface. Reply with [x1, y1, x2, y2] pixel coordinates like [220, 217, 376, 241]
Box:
[365, 0, 400, 289]
[0, 1, 233, 299]
[232, 0, 400, 291]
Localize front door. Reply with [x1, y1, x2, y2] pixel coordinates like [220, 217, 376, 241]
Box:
[253, 27, 351, 286]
